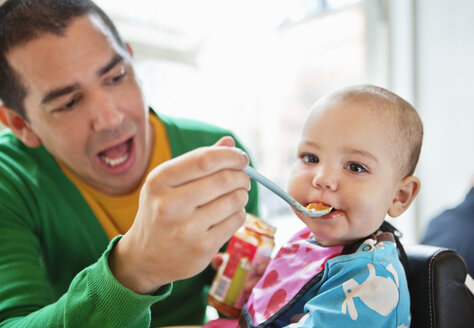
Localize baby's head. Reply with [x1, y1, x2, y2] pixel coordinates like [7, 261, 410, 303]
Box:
[288, 84, 423, 246]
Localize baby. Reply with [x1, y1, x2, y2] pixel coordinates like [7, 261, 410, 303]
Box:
[207, 84, 423, 327]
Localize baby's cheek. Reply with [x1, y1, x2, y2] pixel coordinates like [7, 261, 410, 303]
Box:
[288, 170, 310, 197]
[351, 207, 384, 234]
[286, 177, 299, 198]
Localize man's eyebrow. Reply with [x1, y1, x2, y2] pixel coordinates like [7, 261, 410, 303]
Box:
[40, 54, 124, 105]
[41, 84, 80, 105]
[97, 54, 124, 76]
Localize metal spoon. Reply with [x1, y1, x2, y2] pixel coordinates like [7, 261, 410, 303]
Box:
[243, 166, 332, 218]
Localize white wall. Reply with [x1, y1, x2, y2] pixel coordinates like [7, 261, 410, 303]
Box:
[416, 0, 474, 235]
[391, 0, 474, 241]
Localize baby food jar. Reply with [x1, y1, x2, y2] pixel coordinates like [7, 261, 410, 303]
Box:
[207, 213, 276, 318]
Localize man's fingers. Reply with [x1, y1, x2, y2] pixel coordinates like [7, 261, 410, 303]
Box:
[167, 188, 248, 235]
[214, 136, 235, 147]
[144, 170, 250, 225]
[204, 209, 247, 251]
[172, 169, 251, 211]
[193, 188, 249, 230]
[210, 253, 225, 270]
[149, 144, 249, 189]
[256, 258, 271, 274]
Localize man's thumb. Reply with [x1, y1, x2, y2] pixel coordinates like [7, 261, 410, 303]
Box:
[214, 136, 235, 147]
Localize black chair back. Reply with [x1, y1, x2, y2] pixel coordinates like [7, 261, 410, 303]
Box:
[405, 244, 474, 328]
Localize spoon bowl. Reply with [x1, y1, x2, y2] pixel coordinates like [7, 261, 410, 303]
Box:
[243, 166, 332, 218]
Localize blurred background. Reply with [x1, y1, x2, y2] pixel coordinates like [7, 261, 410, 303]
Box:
[1, 0, 473, 245]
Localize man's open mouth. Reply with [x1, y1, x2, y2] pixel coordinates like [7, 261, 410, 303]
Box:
[98, 138, 133, 168]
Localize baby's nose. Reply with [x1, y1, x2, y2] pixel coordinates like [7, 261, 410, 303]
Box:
[312, 169, 338, 191]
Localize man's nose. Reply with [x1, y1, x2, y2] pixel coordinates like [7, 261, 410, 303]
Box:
[89, 90, 124, 132]
[312, 167, 338, 191]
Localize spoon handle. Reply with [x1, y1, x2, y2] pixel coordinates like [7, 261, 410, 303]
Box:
[243, 166, 297, 207]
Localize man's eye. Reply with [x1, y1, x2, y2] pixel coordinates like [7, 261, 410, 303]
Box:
[111, 72, 125, 83]
[347, 162, 367, 173]
[55, 95, 81, 112]
[108, 70, 127, 85]
[301, 153, 319, 163]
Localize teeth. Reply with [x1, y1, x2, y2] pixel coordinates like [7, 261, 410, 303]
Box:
[100, 153, 129, 167]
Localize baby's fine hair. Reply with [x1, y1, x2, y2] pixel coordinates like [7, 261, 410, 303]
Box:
[325, 84, 423, 177]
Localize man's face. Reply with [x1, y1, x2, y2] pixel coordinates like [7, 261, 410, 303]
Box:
[288, 98, 402, 246]
[7, 14, 152, 195]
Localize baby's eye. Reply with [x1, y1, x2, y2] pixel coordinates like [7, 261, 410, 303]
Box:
[347, 162, 367, 173]
[301, 153, 319, 164]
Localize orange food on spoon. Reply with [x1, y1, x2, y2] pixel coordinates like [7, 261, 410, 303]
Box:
[306, 202, 332, 212]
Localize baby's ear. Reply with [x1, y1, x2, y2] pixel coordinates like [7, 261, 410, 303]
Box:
[0, 105, 42, 148]
[388, 176, 421, 217]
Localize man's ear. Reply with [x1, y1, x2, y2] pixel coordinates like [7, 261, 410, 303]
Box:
[388, 176, 421, 217]
[0, 105, 41, 148]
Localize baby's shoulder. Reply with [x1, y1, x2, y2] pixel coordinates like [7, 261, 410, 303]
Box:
[327, 233, 404, 283]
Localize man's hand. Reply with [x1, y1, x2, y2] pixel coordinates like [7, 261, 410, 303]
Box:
[109, 136, 251, 294]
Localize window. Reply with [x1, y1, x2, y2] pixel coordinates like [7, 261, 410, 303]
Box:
[97, 0, 387, 242]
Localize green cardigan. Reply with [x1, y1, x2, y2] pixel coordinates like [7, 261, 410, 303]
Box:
[0, 113, 259, 327]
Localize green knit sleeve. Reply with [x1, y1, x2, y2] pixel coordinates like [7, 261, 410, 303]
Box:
[0, 232, 171, 328]
[0, 132, 172, 327]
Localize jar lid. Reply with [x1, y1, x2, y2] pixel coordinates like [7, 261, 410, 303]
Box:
[244, 214, 276, 238]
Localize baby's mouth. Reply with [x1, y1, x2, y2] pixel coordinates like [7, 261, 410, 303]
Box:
[305, 202, 340, 218]
[98, 138, 132, 167]
[306, 202, 333, 212]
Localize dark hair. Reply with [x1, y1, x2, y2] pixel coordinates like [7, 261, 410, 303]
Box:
[0, 0, 125, 119]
